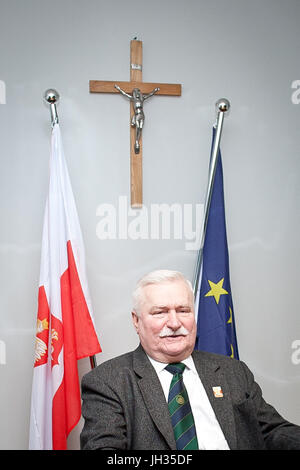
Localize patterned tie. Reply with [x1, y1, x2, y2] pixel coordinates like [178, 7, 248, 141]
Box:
[165, 363, 199, 450]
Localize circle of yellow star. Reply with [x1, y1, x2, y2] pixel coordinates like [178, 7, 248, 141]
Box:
[204, 278, 228, 304]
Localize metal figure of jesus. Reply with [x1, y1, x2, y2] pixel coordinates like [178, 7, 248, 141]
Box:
[115, 85, 159, 154]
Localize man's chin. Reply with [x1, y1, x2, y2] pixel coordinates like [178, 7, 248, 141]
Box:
[160, 337, 192, 360]
[144, 335, 195, 362]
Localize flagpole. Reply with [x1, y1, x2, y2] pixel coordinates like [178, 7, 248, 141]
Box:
[193, 98, 230, 297]
[43, 89, 98, 370]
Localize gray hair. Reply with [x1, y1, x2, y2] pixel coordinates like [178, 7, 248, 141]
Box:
[132, 269, 194, 316]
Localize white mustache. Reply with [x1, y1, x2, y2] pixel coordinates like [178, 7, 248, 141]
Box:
[159, 325, 189, 337]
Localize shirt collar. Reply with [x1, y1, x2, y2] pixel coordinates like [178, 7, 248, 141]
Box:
[147, 354, 197, 375]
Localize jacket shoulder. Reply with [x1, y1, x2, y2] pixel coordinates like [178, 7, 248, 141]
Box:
[192, 349, 245, 374]
[81, 349, 135, 387]
[192, 348, 240, 365]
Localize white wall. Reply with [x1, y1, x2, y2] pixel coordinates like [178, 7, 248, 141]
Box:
[0, 0, 299, 450]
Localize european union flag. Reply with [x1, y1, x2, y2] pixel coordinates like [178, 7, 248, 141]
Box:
[194, 128, 239, 359]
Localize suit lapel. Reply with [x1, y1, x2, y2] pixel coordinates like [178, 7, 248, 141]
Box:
[192, 351, 237, 450]
[133, 345, 176, 450]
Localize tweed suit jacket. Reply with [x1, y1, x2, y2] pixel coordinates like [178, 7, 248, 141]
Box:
[80, 344, 300, 450]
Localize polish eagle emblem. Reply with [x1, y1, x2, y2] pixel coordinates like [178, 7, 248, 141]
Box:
[34, 318, 49, 366]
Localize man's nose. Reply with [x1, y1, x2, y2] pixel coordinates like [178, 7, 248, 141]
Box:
[166, 310, 181, 329]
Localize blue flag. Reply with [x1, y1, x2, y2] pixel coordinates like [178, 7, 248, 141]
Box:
[194, 128, 239, 359]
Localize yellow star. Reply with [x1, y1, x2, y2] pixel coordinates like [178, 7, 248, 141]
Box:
[227, 306, 232, 324]
[205, 278, 228, 304]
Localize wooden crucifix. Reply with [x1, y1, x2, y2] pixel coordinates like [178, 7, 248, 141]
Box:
[90, 39, 182, 207]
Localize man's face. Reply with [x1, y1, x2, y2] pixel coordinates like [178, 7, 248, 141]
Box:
[132, 280, 197, 363]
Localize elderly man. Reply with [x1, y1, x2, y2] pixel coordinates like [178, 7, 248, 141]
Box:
[80, 270, 300, 450]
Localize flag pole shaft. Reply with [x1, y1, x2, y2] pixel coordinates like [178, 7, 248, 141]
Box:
[193, 99, 230, 296]
[89, 355, 97, 369]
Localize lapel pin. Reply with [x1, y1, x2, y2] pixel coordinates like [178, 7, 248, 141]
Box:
[212, 386, 223, 398]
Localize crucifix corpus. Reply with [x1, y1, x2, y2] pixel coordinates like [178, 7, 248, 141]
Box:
[90, 39, 182, 208]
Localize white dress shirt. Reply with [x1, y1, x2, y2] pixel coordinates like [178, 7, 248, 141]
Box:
[147, 355, 229, 450]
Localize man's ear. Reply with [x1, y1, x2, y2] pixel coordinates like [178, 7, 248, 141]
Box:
[131, 311, 139, 333]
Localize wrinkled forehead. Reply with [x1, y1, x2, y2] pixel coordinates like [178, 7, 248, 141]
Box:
[140, 280, 194, 311]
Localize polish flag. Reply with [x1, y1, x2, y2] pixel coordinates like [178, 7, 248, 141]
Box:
[29, 123, 101, 450]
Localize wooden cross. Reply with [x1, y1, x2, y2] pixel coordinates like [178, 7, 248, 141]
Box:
[90, 39, 182, 207]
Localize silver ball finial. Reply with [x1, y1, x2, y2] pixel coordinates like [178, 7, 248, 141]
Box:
[44, 88, 60, 105]
[216, 98, 230, 113]
[44, 89, 60, 126]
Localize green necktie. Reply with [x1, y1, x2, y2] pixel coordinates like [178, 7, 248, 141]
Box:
[165, 362, 199, 450]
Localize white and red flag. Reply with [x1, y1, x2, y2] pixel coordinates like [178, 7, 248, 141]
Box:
[29, 123, 101, 450]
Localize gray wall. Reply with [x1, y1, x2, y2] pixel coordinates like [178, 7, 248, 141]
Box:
[0, 0, 299, 450]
